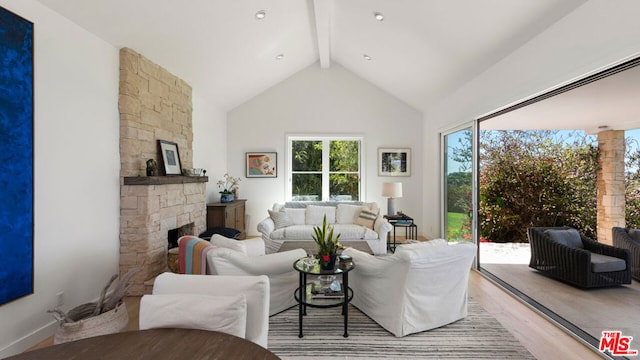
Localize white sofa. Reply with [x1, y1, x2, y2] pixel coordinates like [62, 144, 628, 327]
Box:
[257, 201, 392, 255]
[342, 239, 477, 337]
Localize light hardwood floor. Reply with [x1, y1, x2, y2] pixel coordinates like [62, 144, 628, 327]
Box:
[27, 270, 604, 359]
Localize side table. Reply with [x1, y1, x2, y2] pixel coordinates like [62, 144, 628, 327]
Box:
[384, 214, 418, 252]
[293, 258, 354, 338]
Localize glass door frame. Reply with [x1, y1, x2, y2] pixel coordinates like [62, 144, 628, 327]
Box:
[440, 122, 478, 262]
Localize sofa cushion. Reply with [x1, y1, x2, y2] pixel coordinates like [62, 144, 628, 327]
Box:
[336, 204, 363, 224]
[544, 228, 583, 249]
[139, 294, 247, 338]
[590, 253, 627, 273]
[268, 209, 293, 229]
[306, 205, 336, 225]
[284, 208, 306, 225]
[627, 229, 640, 244]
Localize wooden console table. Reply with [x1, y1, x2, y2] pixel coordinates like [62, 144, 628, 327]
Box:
[206, 200, 247, 239]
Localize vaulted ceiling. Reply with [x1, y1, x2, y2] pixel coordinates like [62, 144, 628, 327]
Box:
[36, 0, 588, 113]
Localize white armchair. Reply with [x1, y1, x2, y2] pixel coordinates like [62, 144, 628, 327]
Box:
[149, 272, 270, 348]
[208, 246, 306, 316]
[342, 239, 477, 337]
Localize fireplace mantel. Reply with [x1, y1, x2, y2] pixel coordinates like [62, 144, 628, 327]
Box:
[123, 176, 208, 186]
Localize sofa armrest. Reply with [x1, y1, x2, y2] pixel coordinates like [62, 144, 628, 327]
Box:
[583, 236, 631, 262]
[257, 217, 275, 236]
[373, 216, 392, 240]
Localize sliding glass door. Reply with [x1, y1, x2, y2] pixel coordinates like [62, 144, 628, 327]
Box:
[442, 126, 474, 242]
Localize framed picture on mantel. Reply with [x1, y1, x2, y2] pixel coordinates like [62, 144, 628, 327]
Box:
[159, 140, 182, 175]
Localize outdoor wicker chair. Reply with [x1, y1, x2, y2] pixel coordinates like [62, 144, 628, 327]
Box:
[527, 226, 631, 288]
[612, 227, 640, 281]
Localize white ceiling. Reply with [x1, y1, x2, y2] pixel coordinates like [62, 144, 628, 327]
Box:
[35, 0, 588, 113]
[481, 64, 640, 133]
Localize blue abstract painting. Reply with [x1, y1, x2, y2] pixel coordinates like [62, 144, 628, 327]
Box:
[0, 6, 34, 305]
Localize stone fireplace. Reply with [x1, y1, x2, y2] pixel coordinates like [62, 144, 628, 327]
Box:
[118, 48, 207, 295]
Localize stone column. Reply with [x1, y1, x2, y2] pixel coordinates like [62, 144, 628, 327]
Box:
[596, 130, 625, 245]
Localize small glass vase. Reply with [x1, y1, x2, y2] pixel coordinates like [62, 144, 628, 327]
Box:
[319, 253, 337, 271]
[220, 193, 234, 203]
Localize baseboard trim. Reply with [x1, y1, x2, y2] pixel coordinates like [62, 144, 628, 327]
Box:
[0, 320, 57, 358]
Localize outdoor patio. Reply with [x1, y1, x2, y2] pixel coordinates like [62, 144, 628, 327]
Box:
[479, 242, 640, 352]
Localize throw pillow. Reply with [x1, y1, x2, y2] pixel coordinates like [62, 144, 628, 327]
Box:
[628, 229, 640, 243]
[355, 207, 378, 229]
[268, 209, 293, 229]
[139, 294, 247, 338]
[544, 228, 583, 248]
[210, 234, 248, 254]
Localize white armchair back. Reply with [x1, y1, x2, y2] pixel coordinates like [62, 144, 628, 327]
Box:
[208, 247, 306, 315]
[151, 272, 270, 348]
[343, 239, 477, 337]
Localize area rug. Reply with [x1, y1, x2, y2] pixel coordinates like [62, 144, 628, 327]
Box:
[268, 299, 535, 359]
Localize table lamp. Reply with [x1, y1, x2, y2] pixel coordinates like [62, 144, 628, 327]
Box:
[382, 182, 402, 216]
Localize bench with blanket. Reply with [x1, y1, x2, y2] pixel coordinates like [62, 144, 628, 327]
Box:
[257, 201, 392, 255]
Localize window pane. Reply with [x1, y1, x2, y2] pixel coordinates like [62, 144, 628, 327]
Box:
[330, 140, 359, 172]
[292, 173, 322, 201]
[292, 140, 322, 171]
[330, 173, 359, 201]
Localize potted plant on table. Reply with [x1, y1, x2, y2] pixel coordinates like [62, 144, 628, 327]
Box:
[217, 173, 241, 203]
[312, 215, 341, 270]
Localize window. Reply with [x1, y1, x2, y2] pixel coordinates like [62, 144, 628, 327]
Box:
[288, 136, 362, 201]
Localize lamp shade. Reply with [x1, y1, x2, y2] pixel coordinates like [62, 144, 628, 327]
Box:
[382, 182, 403, 198]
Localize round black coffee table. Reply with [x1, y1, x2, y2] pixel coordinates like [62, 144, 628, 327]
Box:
[293, 258, 354, 338]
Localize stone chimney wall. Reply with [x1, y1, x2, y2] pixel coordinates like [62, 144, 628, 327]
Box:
[118, 48, 206, 295]
[119, 47, 193, 176]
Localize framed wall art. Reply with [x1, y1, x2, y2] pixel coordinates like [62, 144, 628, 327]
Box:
[378, 148, 411, 176]
[159, 140, 182, 175]
[0, 6, 34, 305]
[246, 152, 277, 178]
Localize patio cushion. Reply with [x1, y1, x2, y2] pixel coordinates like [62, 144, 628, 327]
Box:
[544, 228, 583, 249]
[590, 253, 627, 273]
[627, 229, 640, 244]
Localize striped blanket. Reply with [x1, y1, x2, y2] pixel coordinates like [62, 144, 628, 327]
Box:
[177, 236, 215, 274]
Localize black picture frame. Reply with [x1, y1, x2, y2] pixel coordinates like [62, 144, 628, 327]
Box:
[159, 140, 182, 175]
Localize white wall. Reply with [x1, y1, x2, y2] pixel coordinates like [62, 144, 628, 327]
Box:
[192, 91, 228, 204]
[422, 0, 640, 239]
[0, 0, 120, 356]
[228, 63, 423, 236]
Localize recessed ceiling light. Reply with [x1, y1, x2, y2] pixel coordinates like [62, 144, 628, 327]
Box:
[363, 54, 372, 61]
[275, 54, 284, 60]
[255, 10, 266, 20]
[374, 12, 384, 21]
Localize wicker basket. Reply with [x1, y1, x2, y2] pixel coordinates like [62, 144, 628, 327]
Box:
[53, 301, 128, 344]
